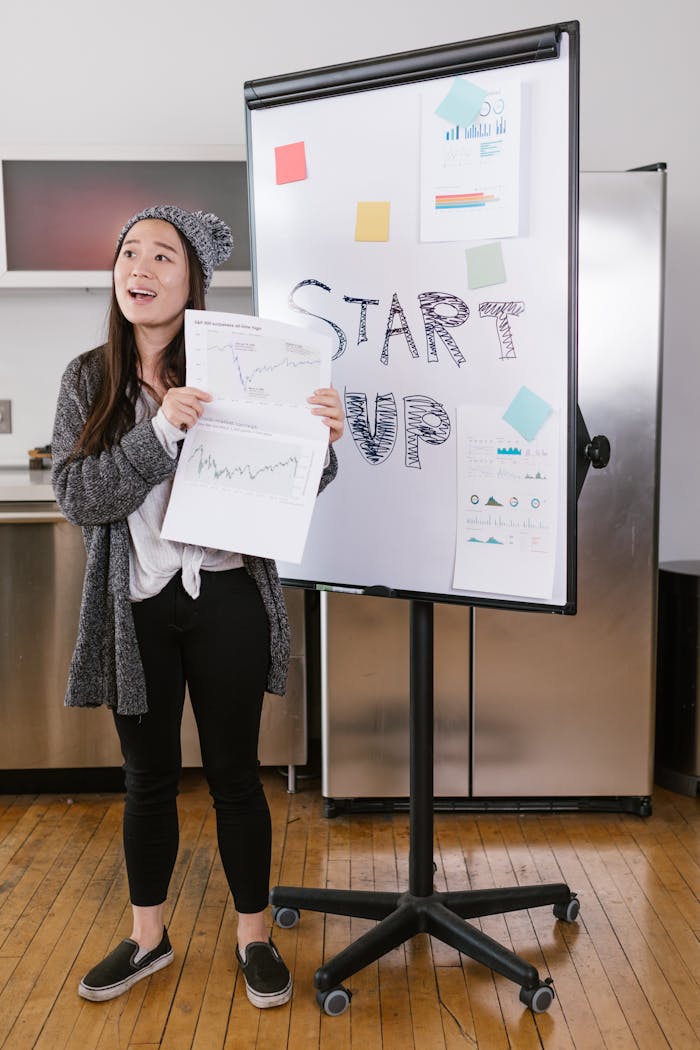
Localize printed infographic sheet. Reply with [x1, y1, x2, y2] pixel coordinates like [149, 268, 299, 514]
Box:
[453, 405, 559, 599]
[420, 79, 522, 242]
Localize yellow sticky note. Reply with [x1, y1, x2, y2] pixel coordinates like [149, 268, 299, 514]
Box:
[355, 201, 390, 242]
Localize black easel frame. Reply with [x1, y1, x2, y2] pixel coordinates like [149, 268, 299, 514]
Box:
[271, 600, 579, 1014]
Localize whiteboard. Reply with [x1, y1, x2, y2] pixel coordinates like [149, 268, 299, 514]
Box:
[246, 23, 579, 611]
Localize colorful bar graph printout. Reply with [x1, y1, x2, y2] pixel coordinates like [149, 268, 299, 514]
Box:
[435, 192, 498, 210]
[435, 78, 488, 129]
[355, 201, 390, 242]
[466, 241, 506, 289]
[502, 386, 553, 442]
[274, 141, 307, 185]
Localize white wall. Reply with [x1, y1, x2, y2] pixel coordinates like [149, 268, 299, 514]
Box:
[0, 0, 696, 559]
[0, 287, 253, 465]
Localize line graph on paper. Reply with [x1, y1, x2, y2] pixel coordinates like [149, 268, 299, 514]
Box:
[182, 431, 312, 501]
[206, 332, 321, 404]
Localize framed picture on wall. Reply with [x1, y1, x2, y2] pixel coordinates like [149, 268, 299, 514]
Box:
[0, 145, 250, 288]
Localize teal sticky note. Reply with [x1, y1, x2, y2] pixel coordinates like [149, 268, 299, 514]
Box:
[503, 387, 553, 442]
[435, 77, 488, 129]
[466, 242, 506, 289]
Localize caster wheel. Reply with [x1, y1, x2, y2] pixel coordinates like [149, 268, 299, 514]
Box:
[553, 896, 580, 923]
[317, 985, 352, 1016]
[272, 905, 300, 929]
[519, 980, 555, 1014]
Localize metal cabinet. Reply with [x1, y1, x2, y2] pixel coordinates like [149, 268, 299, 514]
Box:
[0, 505, 306, 786]
[321, 594, 470, 804]
[321, 170, 664, 813]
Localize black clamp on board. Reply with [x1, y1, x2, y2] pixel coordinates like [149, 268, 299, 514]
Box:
[576, 404, 611, 499]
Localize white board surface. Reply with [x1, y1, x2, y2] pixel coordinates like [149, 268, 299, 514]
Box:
[247, 28, 576, 608]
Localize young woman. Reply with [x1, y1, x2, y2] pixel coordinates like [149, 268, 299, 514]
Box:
[51, 205, 343, 1008]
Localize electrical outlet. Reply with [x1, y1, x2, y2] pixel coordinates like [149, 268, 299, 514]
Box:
[0, 400, 12, 434]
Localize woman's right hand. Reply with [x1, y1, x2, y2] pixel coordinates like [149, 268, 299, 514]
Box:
[161, 387, 213, 431]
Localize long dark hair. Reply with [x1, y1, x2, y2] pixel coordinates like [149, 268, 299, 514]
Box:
[75, 229, 206, 456]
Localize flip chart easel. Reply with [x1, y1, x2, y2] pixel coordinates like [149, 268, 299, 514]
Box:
[246, 20, 582, 1017]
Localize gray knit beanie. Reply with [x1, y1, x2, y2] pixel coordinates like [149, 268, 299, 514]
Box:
[116, 204, 233, 291]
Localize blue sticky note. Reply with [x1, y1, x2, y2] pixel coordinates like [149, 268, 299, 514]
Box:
[502, 387, 553, 442]
[435, 78, 488, 129]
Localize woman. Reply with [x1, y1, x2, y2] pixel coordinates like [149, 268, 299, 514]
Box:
[51, 205, 343, 1008]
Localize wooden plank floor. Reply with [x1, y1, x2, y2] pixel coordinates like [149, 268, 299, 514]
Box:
[0, 771, 698, 1049]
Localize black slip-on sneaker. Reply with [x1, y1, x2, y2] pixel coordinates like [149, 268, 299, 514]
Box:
[235, 939, 292, 1008]
[78, 927, 174, 1002]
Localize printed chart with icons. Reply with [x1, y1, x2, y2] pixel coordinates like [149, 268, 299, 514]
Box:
[454, 401, 559, 598]
[461, 436, 554, 551]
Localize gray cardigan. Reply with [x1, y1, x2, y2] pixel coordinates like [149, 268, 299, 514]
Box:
[52, 348, 337, 716]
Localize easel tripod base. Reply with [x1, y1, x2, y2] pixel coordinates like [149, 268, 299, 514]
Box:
[271, 882, 579, 1015]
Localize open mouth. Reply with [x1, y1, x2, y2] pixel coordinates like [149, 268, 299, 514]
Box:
[129, 288, 157, 301]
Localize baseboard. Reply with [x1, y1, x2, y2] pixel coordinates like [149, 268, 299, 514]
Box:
[0, 767, 125, 794]
[323, 795, 653, 818]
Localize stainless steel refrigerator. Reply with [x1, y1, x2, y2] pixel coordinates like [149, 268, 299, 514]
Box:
[321, 168, 665, 815]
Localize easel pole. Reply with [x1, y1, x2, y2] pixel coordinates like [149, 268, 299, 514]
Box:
[409, 599, 434, 898]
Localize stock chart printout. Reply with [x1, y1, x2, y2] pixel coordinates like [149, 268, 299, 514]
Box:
[161, 310, 332, 562]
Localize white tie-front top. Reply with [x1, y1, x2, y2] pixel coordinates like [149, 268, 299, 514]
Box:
[127, 390, 242, 601]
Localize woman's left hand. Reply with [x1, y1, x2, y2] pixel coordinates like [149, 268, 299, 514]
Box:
[308, 387, 345, 444]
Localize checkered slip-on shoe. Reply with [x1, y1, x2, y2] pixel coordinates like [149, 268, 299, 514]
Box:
[235, 939, 292, 1008]
[78, 927, 174, 1001]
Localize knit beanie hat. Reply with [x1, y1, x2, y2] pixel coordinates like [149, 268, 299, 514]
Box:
[116, 205, 234, 291]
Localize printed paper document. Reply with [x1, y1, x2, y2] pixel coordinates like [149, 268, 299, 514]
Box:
[161, 310, 332, 562]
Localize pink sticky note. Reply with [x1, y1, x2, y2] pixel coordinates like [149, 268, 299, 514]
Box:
[274, 141, 307, 185]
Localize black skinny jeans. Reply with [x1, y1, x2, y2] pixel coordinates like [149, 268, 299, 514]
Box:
[113, 568, 271, 913]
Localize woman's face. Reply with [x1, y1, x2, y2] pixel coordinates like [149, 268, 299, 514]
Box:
[114, 219, 190, 332]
